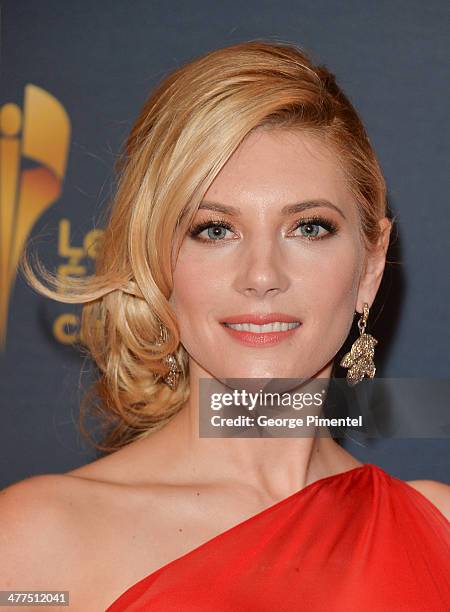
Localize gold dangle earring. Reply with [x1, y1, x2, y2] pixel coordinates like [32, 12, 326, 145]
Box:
[155, 321, 182, 391]
[340, 302, 378, 387]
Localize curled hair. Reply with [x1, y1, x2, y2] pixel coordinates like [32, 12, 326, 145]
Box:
[21, 40, 391, 453]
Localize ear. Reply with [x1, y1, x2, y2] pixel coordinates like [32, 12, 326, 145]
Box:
[356, 217, 392, 312]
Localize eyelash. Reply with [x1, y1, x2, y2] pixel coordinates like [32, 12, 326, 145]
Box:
[188, 215, 339, 244]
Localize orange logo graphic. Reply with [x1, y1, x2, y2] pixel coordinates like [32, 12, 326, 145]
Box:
[0, 84, 71, 348]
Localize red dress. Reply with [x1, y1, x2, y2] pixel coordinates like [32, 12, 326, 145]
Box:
[106, 463, 450, 611]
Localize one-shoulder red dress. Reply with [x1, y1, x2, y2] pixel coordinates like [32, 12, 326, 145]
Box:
[106, 463, 450, 611]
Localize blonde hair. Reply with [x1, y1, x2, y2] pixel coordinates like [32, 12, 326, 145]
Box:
[22, 40, 391, 454]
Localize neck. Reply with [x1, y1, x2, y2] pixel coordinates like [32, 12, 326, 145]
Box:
[153, 359, 358, 499]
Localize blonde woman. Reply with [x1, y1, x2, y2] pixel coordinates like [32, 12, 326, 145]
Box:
[1, 41, 449, 611]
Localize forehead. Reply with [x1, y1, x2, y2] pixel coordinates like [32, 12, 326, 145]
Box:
[203, 128, 353, 216]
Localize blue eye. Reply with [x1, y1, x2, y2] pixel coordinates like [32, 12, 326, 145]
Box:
[294, 220, 334, 239]
[188, 215, 338, 244]
[204, 224, 231, 241]
[189, 218, 235, 243]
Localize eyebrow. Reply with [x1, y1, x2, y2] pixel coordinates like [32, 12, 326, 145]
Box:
[198, 199, 346, 220]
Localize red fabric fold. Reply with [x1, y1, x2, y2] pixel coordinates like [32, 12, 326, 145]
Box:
[106, 463, 450, 611]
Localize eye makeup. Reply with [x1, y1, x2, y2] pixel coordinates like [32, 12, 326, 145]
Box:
[188, 214, 339, 244]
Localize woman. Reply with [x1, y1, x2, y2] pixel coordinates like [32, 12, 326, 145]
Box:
[1, 41, 449, 611]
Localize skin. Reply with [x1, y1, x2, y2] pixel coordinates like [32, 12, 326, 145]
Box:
[0, 128, 448, 611]
[163, 126, 391, 494]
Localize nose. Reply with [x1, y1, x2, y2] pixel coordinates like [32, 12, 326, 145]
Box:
[234, 239, 290, 299]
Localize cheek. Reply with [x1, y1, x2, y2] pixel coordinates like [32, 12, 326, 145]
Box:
[170, 260, 202, 330]
[293, 237, 361, 308]
[317, 256, 359, 306]
[297, 245, 361, 359]
[169, 248, 228, 342]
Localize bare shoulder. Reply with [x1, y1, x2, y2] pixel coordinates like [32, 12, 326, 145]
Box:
[406, 478, 450, 521]
[0, 474, 87, 589]
[0, 472, 81, 537]
[0, 470, 146, 611]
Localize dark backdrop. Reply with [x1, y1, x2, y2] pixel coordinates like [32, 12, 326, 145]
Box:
[1, 0, 449, 489]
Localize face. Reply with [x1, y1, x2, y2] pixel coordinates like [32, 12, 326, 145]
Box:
[169, 128, 389, 383]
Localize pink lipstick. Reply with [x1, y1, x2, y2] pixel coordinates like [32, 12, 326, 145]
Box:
[220, 312, 301, 347]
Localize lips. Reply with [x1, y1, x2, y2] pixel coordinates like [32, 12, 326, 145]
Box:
[220, 312, 301, 325]
[220, 317, 301, 347]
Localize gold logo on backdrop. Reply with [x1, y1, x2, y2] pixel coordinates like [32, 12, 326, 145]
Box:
[53, 218, 103, 344]
[0, 84, 71, 348]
